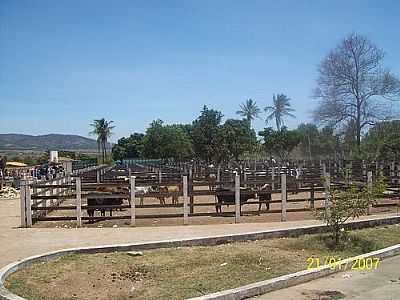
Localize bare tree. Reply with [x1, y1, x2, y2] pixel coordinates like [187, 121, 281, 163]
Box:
[313, 33, 400, 151]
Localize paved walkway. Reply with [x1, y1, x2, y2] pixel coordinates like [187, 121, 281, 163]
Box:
[257, 255, 400, 300]
[0, 197, 397, 274]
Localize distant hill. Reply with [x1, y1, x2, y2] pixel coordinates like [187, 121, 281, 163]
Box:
[0, 134, 110, 151]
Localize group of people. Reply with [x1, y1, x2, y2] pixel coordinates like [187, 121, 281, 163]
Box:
[1, 161, 65, 182]
[34, 163, 65, 180]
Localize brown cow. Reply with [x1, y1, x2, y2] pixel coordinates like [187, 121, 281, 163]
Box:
[157, 185, 181, 205]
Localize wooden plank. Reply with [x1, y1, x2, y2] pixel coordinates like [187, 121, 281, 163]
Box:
[76, 177, 82, 227]
[20, 180, 26, 227]
[25, 184, 32, 227]
[367, 171, 373, 215]
[235, 174, 240, 223]
[281, 174, 287, 221]
[183, 176, 188, 225]
[130, 176, 136, 226]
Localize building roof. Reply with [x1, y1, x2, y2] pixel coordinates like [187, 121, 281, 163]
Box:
[6, 161, 28, 167]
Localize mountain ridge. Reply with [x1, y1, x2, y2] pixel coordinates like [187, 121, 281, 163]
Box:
[0, 133, 111, 150]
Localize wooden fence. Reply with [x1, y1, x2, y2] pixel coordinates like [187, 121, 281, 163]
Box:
[17, 159, 400, 228]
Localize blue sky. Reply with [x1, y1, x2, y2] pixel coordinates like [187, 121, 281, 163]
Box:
[1, 0, 399, 142]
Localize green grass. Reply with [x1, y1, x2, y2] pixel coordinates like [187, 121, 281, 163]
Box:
[5, 224, 400, 300]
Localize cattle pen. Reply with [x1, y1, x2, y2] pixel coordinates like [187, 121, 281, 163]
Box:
[19, 160, 400, 228]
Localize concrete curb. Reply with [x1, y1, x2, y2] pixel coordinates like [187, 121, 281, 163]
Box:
[188, 244, 400, 300]
[1, 215, 400, 300]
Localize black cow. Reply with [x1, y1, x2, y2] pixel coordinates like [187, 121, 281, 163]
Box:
[257, 184, 272, 211]
[86, 187, 127, 223]
[214, 187, 256, 214]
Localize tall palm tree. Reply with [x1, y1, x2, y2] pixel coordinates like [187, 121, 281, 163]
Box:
[236, 99, 261, 126]
[264, 94, 295, 131]
[90, 118, 115, 163]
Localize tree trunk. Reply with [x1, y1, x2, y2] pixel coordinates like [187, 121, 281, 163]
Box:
[307, 134, 312, 161]
[97, 142, 101, 164]
[103, 140, 106, 163]
[334, 224, 341, 246]
[104, 140, 107, 163]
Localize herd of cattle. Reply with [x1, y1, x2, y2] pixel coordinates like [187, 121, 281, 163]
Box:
[85, 181, 273, 223]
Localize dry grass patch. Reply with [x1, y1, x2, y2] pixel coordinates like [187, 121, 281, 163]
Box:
[5, 224, 400, 300]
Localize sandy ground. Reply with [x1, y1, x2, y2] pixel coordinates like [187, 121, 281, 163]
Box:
[256, 255, 400, 300]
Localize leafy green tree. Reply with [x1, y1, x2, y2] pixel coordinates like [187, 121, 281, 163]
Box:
[316, 176, 386, 246]
[259, 127, 300, 161]
[296, 124, 338, 160]
[236, 99, 261, 127]
[265, 94, 295, 131]
[142, 120, 166, 159]
[191, 106, 223, 163]
[362, 120, 400, 160]
[211, 128, 231, 165]
[112, 133, 145, 162]
[164, 124, 193, 160]
[297, 123, 320, 161]
[90, 118, 114, 164]
[318, 126, 339, 159]
[219, 119, 257, 162]
[174, 124, 193, 140]
[142, 120, 193, 160]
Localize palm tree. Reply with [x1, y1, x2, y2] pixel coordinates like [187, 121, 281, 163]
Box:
[236, 99, 261, 127]
[90, 118, 115, 163]
[265, 94, 295, 131]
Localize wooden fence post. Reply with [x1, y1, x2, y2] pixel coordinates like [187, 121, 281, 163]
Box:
[324, 173, 331, 218]
[67, 174, 71, 196]
[32, 178, 38, 207]
[20, 180, 27, 227]
[189, 168, 194, 214]
[390, 161, 395, 185]
[76, 177, 82, 227]
[271, 167, 275, 190]
[49, 180, 54, 206]
[183, 176, 189, 225]
[281, 174, 287, 221]
[55, 176, 59, 196]
[25, 182, 32, 227]
[96, 170, 100, 183]
[158, 169, 162, 184]
[362, 160, 367, 178]
[310, 184, 315, 209]
[235, 174, 240, 223]
[345, 168, 350, 185]
[243, 172, 247, 188]
[42, 181, 47, 216]
[63, 176, 67, 195]
[367, 171, 373, 215]
[130, 176, 136, 226]
[397, 162, 400, 185]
